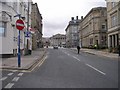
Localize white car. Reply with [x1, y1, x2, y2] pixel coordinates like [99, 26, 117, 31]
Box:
[53, 46, 58, 49]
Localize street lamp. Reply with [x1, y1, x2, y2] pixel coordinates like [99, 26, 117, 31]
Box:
[2, 11, 12, 21]
[118, 1, 120, 56]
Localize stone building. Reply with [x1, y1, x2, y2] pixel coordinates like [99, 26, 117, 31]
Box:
[79, 7, 107, 49]
[0, 0, 32, 57]
[106, 1, 120, 53]
[42, 37, 50, 48]
[49, 34, 66, 47]
[65, 16, 80, 48]
[31, 3, 43, 50]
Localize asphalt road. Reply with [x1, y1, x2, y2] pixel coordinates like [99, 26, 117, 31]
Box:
[1, 48, 119, 88]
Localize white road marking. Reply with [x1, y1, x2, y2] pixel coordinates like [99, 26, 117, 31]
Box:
[18, 73, 23, 76]
[0, 77, 8, 81]
[62, 51, 69, 56]
[86, 64, 106, 75]
[4, 83, 14, 88]
[63, 50, 81, 62]
[8, 73, 13, 76]
[12, 77, 20, 82]
[67, 53, 70, 56]
[72, 56, 81, 61]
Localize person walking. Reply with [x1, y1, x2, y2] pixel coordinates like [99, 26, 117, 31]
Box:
[77, 46, 80, 54]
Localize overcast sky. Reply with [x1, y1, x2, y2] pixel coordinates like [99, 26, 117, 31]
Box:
[33, 0, 106, 37]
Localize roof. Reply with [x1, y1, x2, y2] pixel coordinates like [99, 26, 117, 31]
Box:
[81, 7, 106, 21]
[65, 19, 81, 32]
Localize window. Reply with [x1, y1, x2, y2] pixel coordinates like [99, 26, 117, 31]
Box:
[72, 27, 78, 33]
[2, 11, 6, 17]
[116, 34, 119, 46]
[0, 13, 2, 17]
[111, 15, 117, 27]
[101, 36, 107, 45]
[102, 25, 106, 30]
[90, 38, 93, 44]
[13, 2, 17, 11]
[73, 20, 76, 23]
[111, 2, 115, 8]
[101, 11, 105, 16]
[72, 26, 77, 31]
[2, 1, 6, 4]
[0, 22, 6, 37]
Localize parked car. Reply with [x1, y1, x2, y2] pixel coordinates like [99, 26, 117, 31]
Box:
[53, 46, 58, 49]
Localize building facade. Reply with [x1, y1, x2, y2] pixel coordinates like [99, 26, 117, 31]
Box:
[65, 16, 80, 48]
[0, 0, 32, 57]
[79, 7, 107, 49]
[42, 37, 50, 48]
[31, 3, 43, 50]
[106, 1, 120, 53]
[49, 34, 66, 47]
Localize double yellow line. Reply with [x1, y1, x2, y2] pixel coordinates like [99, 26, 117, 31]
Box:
[29, 56, 48, 72]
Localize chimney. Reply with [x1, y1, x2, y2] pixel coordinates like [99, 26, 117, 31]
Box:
[81, 16, 83, 20]
[76, 16, 78, 20]
[71, 17, 74, 21]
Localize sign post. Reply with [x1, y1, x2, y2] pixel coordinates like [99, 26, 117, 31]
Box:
[16, 19, 24, 67]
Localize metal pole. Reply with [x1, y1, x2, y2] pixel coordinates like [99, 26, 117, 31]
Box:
[118, 31, 120, 56]
[118, 44, 120, 56]
[118, 1, 120, 56]
[26, 1, 30, 54]
[18, 15, 21, 67]
[18, 30, 21, 67]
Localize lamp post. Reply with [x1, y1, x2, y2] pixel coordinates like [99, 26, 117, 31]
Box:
[24, 1, 30, 55]
[118, 38, 120, 56]
[118, 1, 120, 56]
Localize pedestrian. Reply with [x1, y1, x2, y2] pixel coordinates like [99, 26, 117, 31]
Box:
[77, 46, 80, 54]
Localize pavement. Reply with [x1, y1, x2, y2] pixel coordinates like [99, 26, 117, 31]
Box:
[70, 48, 119, 59]
[0, 48, 46, 70]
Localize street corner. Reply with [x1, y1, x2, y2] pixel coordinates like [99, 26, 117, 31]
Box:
[0, 49, 47, 72]
[0, 59, 20, 70]
[23, 50, 47, 71]
[23, 54, 48, 72]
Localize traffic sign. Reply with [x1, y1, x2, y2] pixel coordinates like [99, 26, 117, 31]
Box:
[16, 19, 25, 67]
[25, 31, 31, 37]
[16, 19, 25, 30]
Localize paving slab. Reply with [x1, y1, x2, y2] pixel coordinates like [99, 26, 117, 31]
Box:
[70, 48, 119, 59]
[0, 48, 46, 70]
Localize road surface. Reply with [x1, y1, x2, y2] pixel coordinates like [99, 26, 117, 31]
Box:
[1, 48, 118, 88]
